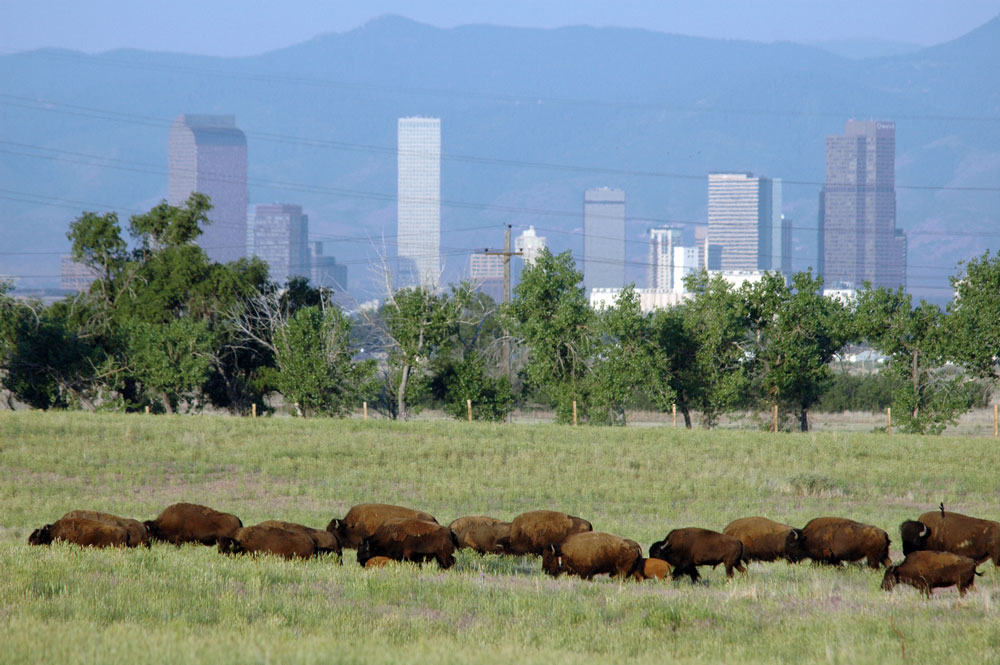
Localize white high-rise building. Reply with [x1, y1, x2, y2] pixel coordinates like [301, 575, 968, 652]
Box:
[168, 114, 248, 264]
[706, 173, 780, 272]
[514, 226, 547, 266]
[648, 226, 682, 290]
[397, 117, 441, 290]
[250, 204, 309, 285]
[673, 246, 700, 294]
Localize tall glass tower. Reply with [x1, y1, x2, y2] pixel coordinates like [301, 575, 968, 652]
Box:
[584, 187, 625, 294]
[706, 173, 779, 272]
[397, 117, 441, 290]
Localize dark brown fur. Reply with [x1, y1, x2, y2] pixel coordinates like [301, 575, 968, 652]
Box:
[327, 503, 438, 549]
[649, 527, 746, 582]
[501, 510, 593, 556]
[800, 517, 891, 568]
[144, 503, 242, 546]
[257, 520, 341, 557]
[911, 510, 1000, 566]
[542, 531, 643, 580]
[62, 509, 150, 547]
[355, 518, 457, 569]
[218, 524, 316, 559]
[448, 516, 511, 554]
[724, 517, 806, 563]
[29, 517, 129, 548]
[881, 551, 981, 596]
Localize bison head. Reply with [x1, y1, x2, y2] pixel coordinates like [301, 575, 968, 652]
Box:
[143, 520, 162, 542]
[784, 528, 808, 563]
[28, 524, 53, 546]
[541, 543, 564, 577]
[649, 538, 670, 561]
[217, 537, 244, 556]
[326, 518, 343, 539]
[881, 566, 899, 592]
[899, 520, 930, 555]
[356, 537, 374, 567]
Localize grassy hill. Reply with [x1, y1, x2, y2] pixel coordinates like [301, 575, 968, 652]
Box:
[2, 412, 999, 664]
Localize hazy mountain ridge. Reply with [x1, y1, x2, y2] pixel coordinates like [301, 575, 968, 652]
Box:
[1, 15, 998, 302]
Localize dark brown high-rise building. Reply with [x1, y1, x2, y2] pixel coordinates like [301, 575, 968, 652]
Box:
[820, 120, 905, 289]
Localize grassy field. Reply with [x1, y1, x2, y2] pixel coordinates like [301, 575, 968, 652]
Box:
[2, 412, 999, 664]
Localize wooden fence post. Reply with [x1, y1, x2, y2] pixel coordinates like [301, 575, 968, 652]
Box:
[467, 399, 473, 423]
[144, 405, 150, 415]
[572, 401, 578, 426]
[251, 403, 257, 418]
[887, 407, 892, 434]
[672, 403, 677, 428]
[363, 401, 368, 421]
[994, 404, 997, 438]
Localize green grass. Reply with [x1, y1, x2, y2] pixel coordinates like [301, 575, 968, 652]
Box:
[2, 412, 1000, 664]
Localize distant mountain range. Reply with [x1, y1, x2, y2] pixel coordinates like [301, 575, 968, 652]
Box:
[2, 14, 998, 303]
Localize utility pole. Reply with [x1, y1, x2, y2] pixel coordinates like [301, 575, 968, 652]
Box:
[484, 225, 522, 419]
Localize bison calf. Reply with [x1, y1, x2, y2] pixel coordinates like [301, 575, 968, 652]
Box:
[542, 531, 642, 580]
[356, 518, 458, 569]
[219, 524, 317, 559]
[649, 528, 745, 582]
[500, 510, 593, 556]
[800, 517, 891, 569]
[145, 503, 242, 546]
[634, 557, 672, 581]
[29, 517, 130, 548]
[327, 503, 438, 549]
[724, 517, 806, 563]
[882, 551, 981, 597]
[449, 516, 511, 555]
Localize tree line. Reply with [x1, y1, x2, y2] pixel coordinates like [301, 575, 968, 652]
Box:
[2, 197, 998, 433]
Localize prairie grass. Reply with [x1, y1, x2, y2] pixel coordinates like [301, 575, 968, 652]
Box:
[1, 411, 999, 664]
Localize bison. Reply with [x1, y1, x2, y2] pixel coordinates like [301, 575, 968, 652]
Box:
[448, 516, 511, 555]
[634, 557, 672, 581]
[356, 518, 458, 569]
[800, 517, 891, 568]
[62, 509, 150, 547]
[257, 520, 342, 558]
[882, 551, 981, 597]
[219, 524, 317, 559]
[144, 503, 242, 546]
[542, 531, 643, 580]
[902, 506, 1000, 566]
[327, 503, 438, 549]
[500, 510, 593, 556]
[723, 517, 806, 563]
[364, 556, 397, 568]
[29, 517, 130, 548]
[649, 528, 745, 582]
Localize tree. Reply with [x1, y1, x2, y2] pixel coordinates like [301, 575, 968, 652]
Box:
[434, 351, 514, 422]
[648, 306, 700, 428]
[504, 250, 594, 423]
[948, 250, 1000, 382]
[855, 286, 973, 434]
[122, 317, 216, 413]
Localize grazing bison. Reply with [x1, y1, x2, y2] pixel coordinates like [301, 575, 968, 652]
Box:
[327, 503, 438, 549]
[649, 528, 746, 582]
[800, 517, 891, 568]
[257, 520, 341, 557]
[62, 510, 150, 547]
[542, 531, 643, 580]
[29, 517, 130, 548]
[903, 506, 1000, 566]
[144, 503, 242, 546]
[448, 516, 511, 555]
[219, 524, 316, 559]
[634, 557, 672, 581]
[356, 518, 458, 569]
[724, 517, 806, 563]
[882, 551, 981, 597]
[500, 510, 593, 556]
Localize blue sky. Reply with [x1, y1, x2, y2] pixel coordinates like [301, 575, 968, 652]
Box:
[3, 0, 1000, 56]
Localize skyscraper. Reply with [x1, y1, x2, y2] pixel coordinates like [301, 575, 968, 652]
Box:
[583, 187, 625, 294]
[310, 241, 348, 292]
[821, 120, 903, 289]
[469, 253, 504, 302]
[706, 173, 780, 272]
[250, 204, 309, 285]
[397, 117, 441, 290]
[168, 114, 248, 264]
[648, 226, 682, 290]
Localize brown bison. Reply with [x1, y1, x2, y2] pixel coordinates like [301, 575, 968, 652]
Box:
[144, 503, 242, 546]
[448, 516, 511, 555]
[882, 551, 981, 597]
[902, 505, 1000, 566]
[800, 517, 891, 568]
[634, 557, 672, 581]
[62, 509, 150, 547]
[257, 520, 342, 557]
[356, 518, 458, 569]
[649, 528, 746, 582]
[29, 517, 130, 548]
[364, 556, 397, 568]
[327, 503, 438, 549]
[218, 524, 316, 559]
[500, 510, 593, 556]
[724, 517, 806, 563]
[542, 531, 643, 580]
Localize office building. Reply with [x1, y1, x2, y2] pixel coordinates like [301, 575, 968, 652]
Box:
[469, 253, 504, 302]
[515, 226, 547, 266]
[59, 256, 98, 292]
[310, 241, 348, 292]
[648, 226, 682, 290]
[251, 204, 309, 285]
[397, 117, 441, 290]
[168, 114, 248, 264]
[673, 246, 700, 294]
[706, 173, 781, 273]
[583, 187, 625, 294]
[821, 120, 904, 289]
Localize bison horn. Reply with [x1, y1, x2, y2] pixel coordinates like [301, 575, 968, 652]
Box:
[919, 525, 929, 538]
[789, 530, 799, 541]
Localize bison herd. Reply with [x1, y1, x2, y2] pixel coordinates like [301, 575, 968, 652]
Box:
[27, 501, 998, 597]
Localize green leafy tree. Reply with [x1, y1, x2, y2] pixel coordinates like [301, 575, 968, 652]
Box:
[122, 317, 217, 413]
[504, 250, 594, 423]
[648, 306, 700, 428]
[434, 351, 514, 422]
[948, 250, 1000, 382]
[855, 286, 973, 434]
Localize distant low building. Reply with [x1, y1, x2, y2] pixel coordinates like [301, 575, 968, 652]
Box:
[708, 270, 768, 290]
[60, 255, 99, 292]
[589, 287, 688, 313]
[469, 253, 504, 302]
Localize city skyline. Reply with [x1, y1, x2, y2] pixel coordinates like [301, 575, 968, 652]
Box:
[396, 117, 442, 290]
